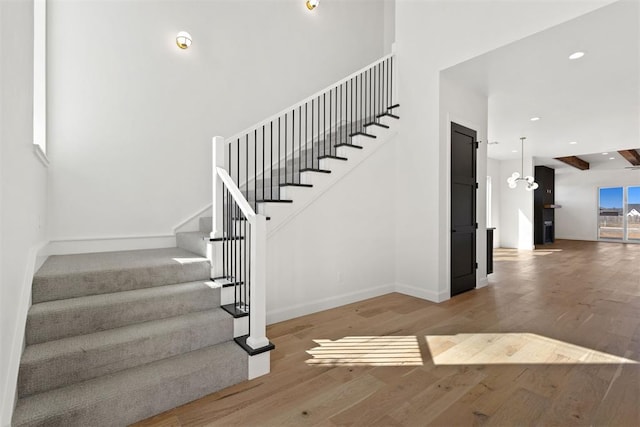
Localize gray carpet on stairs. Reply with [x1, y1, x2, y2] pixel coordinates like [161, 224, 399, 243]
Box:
[13, 342, 247, 427]
[15, 247, 248, 426]
[32, 247, 210, 303]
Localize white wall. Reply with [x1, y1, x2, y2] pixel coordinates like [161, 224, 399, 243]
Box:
[487, 157, 501, 247]
[437, 74, 489, 293]
[498, 158, 535, 249]
[556, 168, 640, 241]
[394, 0, 614, 302]
[46, 0, 387, 250]
[0, 0, 49, 424]
[266, 139, 396, 323]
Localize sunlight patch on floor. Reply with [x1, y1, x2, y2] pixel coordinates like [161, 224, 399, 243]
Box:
[305, 336, 423, 367]
[494, 248, 563, 262]
[426, 333, 637, 365]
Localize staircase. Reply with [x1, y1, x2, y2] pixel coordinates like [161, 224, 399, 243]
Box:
[12, 248, 247, 426]
[12, 54, 398, 426]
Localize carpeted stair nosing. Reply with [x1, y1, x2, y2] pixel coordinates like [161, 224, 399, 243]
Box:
[12, 341, 248, 427]
[32, 248, 210, 303]
[18, 308, 233, 398]
[26, 280, 220, 345]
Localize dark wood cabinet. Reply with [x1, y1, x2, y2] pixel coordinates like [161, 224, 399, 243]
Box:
[534, 166, 556, 245]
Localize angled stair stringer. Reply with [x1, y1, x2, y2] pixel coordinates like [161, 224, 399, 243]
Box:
[260, 119, 398, 235]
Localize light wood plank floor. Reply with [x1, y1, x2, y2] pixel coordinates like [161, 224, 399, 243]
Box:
[134, 240, 640, 426]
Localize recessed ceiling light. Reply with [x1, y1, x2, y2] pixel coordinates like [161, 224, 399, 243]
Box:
[609, 157, 615, 160]
[512, 150, 518, 153]
[569, 51, 585, 60]
[569, 141, 577, 145]
[602, 152, 609, 155]
[530, 117, 540, 121]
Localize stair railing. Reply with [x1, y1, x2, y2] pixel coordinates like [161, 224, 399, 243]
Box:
[223, 54, 397, 211]
[211, 136, 269, 352]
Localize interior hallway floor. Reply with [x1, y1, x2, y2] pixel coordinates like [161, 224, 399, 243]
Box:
[134, 240, 640, 426]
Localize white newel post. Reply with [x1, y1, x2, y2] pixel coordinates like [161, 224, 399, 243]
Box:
[211, 136, 225, 239]
[246, 214, 270, 350]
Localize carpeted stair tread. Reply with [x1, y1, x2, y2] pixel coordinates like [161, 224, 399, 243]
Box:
[26, 281, 220, 345]
[12, 341, 248, 427]
[19, 309, 232, 398]
[33, 247, 210, 303]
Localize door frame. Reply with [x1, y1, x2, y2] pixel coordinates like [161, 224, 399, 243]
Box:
[444, 114, 486, 299]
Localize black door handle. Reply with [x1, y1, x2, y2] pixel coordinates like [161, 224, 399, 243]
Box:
[451, 229, 457, 233]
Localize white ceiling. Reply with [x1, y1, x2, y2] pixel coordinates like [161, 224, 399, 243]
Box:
[442, 0, 639, 170]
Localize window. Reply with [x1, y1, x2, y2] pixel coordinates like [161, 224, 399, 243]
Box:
[598, 186, 640, 242]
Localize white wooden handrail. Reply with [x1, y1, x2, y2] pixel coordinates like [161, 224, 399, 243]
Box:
[216, 166, 256, 224]
[226, 53, 394, 143]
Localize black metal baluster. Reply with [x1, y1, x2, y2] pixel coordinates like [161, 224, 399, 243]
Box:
[222, 186, 226, 278]
[298, 105, 301, 183]
[311, 99, 314, 169]
[270, 122, 273, 200]
[340, 84, 343, 146]
[329, 89, 333, 154]
[291, 109, 295, 183]
[262, 126, 265, 201]
[254, 129, 257, 212]
[350, 78, 353, 138]
[243, 210, 247, 313]
[245, 134, 249, 202]
[278, 117, 281, 192]
[323, 93, 326, 157]
[305, 103, 308, 169]
[247, 223, 251, 328]
[390, 57, 393, 107]
[284, 113, 287, 186]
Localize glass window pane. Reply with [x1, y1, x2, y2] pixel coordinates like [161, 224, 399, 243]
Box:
[627, 186, 640, 241]
[599, 187, 623, 240]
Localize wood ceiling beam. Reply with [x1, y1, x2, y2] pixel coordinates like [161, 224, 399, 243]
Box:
[554, 156, 590, 170]
[618, 149, 640, 166]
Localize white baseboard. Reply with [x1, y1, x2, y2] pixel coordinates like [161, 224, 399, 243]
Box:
[477, 277, 489, 288]
[45, 235, 176, 256]
[395, 282, 450, 303]
[266, 284, 395, 325]
[1, 241, 47, 427]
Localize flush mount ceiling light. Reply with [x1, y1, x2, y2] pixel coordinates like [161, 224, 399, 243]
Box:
[507, 137, 539, 191]
[569, 141, 578, 145]
[610, 157, 615, 160]
[306, 0, 319, 10]
[569, 51, 585, 60]
[176, 31, 192, 49]
[602, 152, 609, 155]
[530, 117, 540, 122]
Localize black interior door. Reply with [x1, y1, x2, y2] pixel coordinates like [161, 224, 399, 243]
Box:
[451, 122, 477, 296]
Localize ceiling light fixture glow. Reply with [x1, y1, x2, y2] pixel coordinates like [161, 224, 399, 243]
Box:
[530, 117, 540, 122]
[507, 137, 539, 191]
[569, 141, 577, 145]
[176, 31, 192, 49]
[602, 152, 609, 155]
[306, 0, 319, 10]
[569, 51, 585, 60]
[609, 157, 615, 160]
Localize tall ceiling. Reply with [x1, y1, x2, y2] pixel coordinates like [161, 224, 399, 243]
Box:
[442, 0, 639, 171]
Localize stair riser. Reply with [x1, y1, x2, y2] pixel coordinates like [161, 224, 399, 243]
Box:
[26, 283, 220, 345]
[176, 232, 208, 257]
[32, 262, 210, 303]
[19, 310, 233, 398]
[199, 216, 213, 233]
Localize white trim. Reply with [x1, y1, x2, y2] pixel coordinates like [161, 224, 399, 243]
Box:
[45, 234, 176, 255]
[32, 143, 49, 167]
[247, 352, 270, 380]
[1, 241, 47, 427]
[266, 284, 394, 325]
[173, 204, 212, 233]
[226, 54, 394, 143]
[477, 277, 489, 288]
[395, 282, 450, 303]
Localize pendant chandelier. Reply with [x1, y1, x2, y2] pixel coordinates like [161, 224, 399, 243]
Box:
[507, 137, 539, 191]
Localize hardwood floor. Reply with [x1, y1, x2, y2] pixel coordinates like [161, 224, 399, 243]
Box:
[133, 240, 640, 426]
